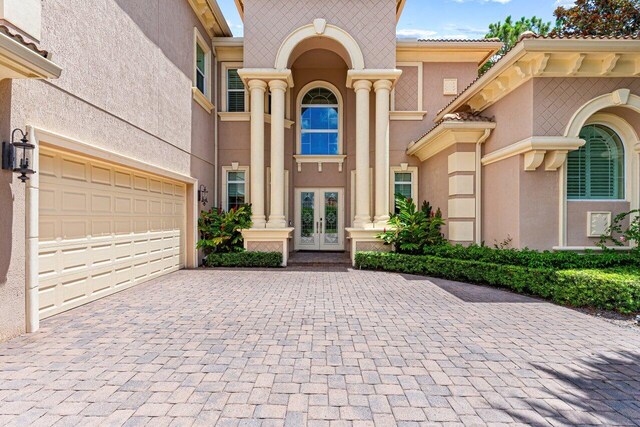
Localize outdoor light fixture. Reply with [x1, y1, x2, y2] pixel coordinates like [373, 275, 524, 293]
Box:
[2, 128, 35, 183]
[198, 184, 208, 206]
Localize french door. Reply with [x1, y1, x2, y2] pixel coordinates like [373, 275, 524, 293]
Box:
[294, 188, 344, 251]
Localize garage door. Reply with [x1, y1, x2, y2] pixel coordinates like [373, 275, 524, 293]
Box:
[38, 147, 187, 319]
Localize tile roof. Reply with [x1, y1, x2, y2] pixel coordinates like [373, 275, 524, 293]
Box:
[416, 38, 501, 43]
[436, 32, 640, 117]
[0, 24, 49, 58]
[414, 112, 495, 143]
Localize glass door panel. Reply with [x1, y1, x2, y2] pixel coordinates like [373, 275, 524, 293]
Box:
[300, 191, 317, 247]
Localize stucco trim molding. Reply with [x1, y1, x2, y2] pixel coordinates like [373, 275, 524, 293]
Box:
[346, 69, 403, 89]
[390, 111, 427, 121]
[481, 136, 585, 171]
[0, 30, 61, 79]
[192, 87, 214, 113]
[565, 89, 640, 137]
[275, 21, 365, 70]
[218, 112, 294, 129]
[237, 68, 294, 87]
[293, 155, 346, 172]
[407, 121, 496, 162]
[240, 228, 294, 266]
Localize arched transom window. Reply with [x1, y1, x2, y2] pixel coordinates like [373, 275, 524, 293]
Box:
[567, 124, 625, 200]
[300, 87, 340, 155]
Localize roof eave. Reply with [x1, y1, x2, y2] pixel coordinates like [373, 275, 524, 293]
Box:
[0, 31, 62, 79]
[436, 37, 640, 122]
[407, 121, 496, 162]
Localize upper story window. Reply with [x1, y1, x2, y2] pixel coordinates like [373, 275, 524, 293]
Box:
[567, 124, 625, 200]
[227, 69, 245, 112]
[300, 86, 340, 155]
[195, 44, 206, 94]
[193, 28, 211, 100]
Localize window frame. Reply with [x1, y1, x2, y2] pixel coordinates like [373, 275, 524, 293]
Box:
[221, 62, 247, 113]
[567, 123, 626, 201]
[296, 81, 344, 156]
[221, 165, 250, 212]
[193, 28, 211, 100]
[389, 166, 419, 212]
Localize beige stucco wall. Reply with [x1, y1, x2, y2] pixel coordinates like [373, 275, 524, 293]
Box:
[243, 0, 397, 69]
[1, 0, 216, 341]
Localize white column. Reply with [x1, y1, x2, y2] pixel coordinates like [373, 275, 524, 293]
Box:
[267, 79, 288, 228]
[249, 79, 267, 228]
[373, 79, 392, 227]
[353, 80, 372, 228]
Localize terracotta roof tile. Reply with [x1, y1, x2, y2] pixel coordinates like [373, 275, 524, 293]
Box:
[416, 38, 501, 43]
[0, 24, 49, 58]
[414, 112, 495, 143]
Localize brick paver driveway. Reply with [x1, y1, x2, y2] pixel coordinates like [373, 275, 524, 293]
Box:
[1, 269, 639, 426]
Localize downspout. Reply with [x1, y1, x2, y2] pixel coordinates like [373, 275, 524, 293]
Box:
[213, 52, 219, 208]
[475, 129, 491, 245]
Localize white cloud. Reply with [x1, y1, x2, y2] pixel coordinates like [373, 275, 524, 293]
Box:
[396, 28, 438, 39]
[554, 0, 576, 6]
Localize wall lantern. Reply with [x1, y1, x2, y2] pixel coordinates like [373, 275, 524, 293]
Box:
[198, 184, 208, 206]
[2, 128, 35, 183]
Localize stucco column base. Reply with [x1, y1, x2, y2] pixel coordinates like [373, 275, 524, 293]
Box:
[373, 216, 391, 229]
[266, 217, 287, 229]
[241, 228, 294, 266]
[346, 228, 392, 266]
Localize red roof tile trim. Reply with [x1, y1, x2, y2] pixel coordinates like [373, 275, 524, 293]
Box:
[0, 25, 49, 58]
[414, 112, 495, 143]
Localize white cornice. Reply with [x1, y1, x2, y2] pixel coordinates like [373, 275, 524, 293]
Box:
[481, 136, 585, 171]
[346, 69, 403, 88]
[0, 31, 62, 80]
[437, 38, 640, 121]
[237, 68, 294, 87]
[407, 121, 496, 162]
[186, 0, 232, 37]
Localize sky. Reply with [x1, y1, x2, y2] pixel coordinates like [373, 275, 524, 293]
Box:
[217, 0, 577, 39]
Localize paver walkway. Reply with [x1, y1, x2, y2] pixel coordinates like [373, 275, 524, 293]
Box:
[0, 269, 639, 426]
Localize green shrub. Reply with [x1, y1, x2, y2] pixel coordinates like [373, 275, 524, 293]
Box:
[422, 244, 639, 269]
[555, 268, 640, 313]
[355, 252, 640, 313]
[378, 195, 445, 254]
[197, 205, 252, 255]
[205, 251, 283, 268]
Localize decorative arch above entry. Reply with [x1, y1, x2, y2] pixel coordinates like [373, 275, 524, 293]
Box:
[274, 19, 366, 71]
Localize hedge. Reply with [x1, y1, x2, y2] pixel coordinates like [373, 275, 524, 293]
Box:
[355, 252, 640, 313]
[422, 244, 639, 270]
[205, 251, 283, 268]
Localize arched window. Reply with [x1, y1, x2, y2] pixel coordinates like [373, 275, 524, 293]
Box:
[567, 124, 625, 200]
[300, 87, 340, 155]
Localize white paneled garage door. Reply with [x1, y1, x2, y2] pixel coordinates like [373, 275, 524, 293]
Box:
[38, 147, 187, 319]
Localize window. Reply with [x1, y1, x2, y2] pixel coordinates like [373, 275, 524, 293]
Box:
[300, 87, 339, 155]
[227, 69, 245, 112]
[567, 124, 625, 200]
[193, 28, 210, 99]
[226, 170, 246, 211]
[195, 44, 206, 94]
[393, 172, 413, 212]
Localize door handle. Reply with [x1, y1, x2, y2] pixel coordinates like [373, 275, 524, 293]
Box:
[320, 218, 323, 233]
[316, 221, 319, 233]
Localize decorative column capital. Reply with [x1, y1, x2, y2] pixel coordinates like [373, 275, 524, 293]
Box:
[268, 79, 289, 92]
[248, 79, 268, 92]
[373, 79, 393, 92]
[353, 79, 373, 92]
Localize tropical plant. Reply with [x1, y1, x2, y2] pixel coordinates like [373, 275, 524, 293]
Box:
[480, 16, 552, 74]
[552, 0, 640, 37]
[598, 209, 640, 251]
[377, 195, 445, 255]
[197, 204, 252, 255]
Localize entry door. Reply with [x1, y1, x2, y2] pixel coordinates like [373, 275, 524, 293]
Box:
[295, 188, 344, 251]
